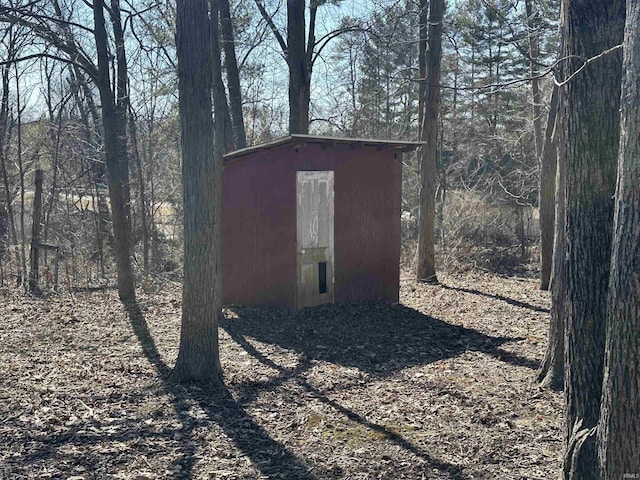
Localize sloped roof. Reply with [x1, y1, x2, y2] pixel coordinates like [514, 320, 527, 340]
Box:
[223, 134, 424, 162]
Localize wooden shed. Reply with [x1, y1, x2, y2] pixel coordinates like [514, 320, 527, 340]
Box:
[222, 134, 422, 310]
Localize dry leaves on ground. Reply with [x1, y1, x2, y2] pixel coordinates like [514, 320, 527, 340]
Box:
[0, 271, 561, 479]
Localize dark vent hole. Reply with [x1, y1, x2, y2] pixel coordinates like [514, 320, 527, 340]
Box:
[318, 262, 327, 294]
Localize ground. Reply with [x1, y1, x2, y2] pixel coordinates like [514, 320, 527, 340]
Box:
[0, 272, 562, 479]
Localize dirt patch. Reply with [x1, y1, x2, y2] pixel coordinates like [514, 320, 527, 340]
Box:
[0, 272, 561, 479]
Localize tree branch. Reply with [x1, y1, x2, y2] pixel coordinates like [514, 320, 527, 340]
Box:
[553, 44, 623, 87]
[0, 6, 98, 82]
[312, 25, 364, 66]
[410, 44, 623, 93]
[254, 0, 287, 57]
[0, 52, 89, 73]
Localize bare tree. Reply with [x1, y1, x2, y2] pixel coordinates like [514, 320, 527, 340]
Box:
[560, 0, 625, 477]
[255, 0, 360, 134]
[93, 0, 136, 302]
[0, 0, 137, 302]
[597, 0, 640, 475]
[0, 28, 22, 282]
[219, 0, 246, 149]
[210, 0, 235, 153]
[538, 86, 559, 290]
[537, 85, 563, 390]
[27, 169, 44, 293]
[171, 0, 224, 385]
[416, 0, 445, 285]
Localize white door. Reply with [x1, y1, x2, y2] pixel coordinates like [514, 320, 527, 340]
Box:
[296, 171, 334, 309]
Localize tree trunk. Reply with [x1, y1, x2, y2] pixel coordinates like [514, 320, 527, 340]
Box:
[219, 0, 247, 149]
[28, 169, 43, 294]
[539, 86, 559, 290]
[417, 0, 444, 285]
[16, 67, 27, 287]
[93, 0, 136, 303]
[67, 62, 109, 277]
[287, 0, 310, 134]
[0, 60, 17, 275]
[418, 0, 427, 137]
[561, 0, 625, 478]
[525, 0, 544, 159]
[597, 0, 640, 476]
[128, 107, 149, 273]
[171, 0, 224, 385]
[210, 0, 235, 153]
[537, 86, 564, 391]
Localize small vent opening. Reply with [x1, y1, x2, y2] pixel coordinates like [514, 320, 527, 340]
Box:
[318, 262, 327, 294]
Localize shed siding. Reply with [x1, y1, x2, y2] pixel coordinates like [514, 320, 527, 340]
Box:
[222, 152, 296, 308]
[222, 142, 401, 309]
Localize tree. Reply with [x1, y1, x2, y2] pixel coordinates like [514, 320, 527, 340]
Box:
[255, 0, 358, 134]
[28, 169, 43, 293]
[536, 85, 563, 390]
[210, 0, 235, 153]
[416, 0, 445, 284]
[0, 28, 22, 282]
[93, 0, 136, 303]
[597, 0, 640, 475]
[219, 0, 246, 149]
[286, 0, 312, 134]
[353, 1, 419, 139]
[524, 0, 544, 160]
[560, 0, 625, 477]
[538, 86, 559, 291]
[171, 0, 224, 385]
[0, 0, 137, 302]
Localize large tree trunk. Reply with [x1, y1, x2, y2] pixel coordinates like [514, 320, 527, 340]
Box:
[537, 86, 563, 390]
[287, 0, 310, 134]
[539, 86, 559, 290]
[171, 0, 224, 385]
[561, 0, 625, 477]
[416, 0, 444, 285]
[219, 0, 246, 149]
[93, 0, 136, 303]
[597, 0, 640, 476]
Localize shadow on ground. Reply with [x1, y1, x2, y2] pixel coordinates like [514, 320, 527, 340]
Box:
[440, 284, 550, 313]
[7, 299, 539, 480]
[124, 303, 314, 480]
[221, 301, 540, 377]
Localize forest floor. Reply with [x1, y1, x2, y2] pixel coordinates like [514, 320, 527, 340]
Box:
[0, 271, 562, 479]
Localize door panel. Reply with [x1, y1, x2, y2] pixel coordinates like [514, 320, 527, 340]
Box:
[296, 171, 334, 309]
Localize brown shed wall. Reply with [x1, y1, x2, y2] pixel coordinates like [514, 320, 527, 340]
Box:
[222, 142, 401, 309]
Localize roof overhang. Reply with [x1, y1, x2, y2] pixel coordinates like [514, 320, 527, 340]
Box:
[223, 134, 424, 163]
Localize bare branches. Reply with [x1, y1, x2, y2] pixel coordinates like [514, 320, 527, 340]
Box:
[0, 52, 89, 74]
[0, 3, 99, 82]
[312, 24, 364, 66]
[411, 44, 624, 93]
[254, 0, 287, 57]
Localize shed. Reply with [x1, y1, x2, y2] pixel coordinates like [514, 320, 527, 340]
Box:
[222, 134, 423, 310]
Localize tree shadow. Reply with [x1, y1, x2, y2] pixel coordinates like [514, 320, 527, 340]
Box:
[123, 302, 314, 479]
[225, 324, 468, 479]
[221, 301, 540, 377]
[439, 284, 550, 313]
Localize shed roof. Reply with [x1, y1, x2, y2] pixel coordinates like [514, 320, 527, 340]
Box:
[223, 134, 424, 163]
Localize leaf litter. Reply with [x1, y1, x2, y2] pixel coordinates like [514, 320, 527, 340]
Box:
[0, 271, 561, 479]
